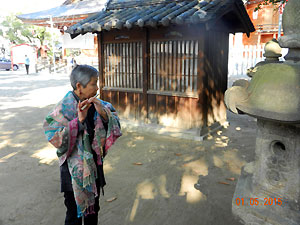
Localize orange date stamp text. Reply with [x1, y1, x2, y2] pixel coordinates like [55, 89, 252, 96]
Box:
[235, 198, 282, 206]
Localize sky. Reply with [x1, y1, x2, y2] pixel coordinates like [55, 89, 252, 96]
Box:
[0, 0, 65, 15]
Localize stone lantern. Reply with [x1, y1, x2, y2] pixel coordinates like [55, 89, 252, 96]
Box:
[246, 38, 282, 78]
[225, 0, 300, 224]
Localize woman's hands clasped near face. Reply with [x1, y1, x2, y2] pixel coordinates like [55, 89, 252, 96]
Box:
[88, 97, 108, 121]
[77, 97, 108, 123]
[78, 99, 92, 123]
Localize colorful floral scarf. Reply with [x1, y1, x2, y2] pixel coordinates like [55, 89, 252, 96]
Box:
[43, 91, 121, 217]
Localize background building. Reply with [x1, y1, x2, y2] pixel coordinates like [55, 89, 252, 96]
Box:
[243, 0, 284, 45]
[67, 0, 255, 137]
[17, 0, 109, 68]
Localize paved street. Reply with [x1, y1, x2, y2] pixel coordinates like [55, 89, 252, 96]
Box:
[0, 70, 256, 225]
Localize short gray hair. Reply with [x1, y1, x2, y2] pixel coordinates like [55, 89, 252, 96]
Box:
[70, 65, 98, 90]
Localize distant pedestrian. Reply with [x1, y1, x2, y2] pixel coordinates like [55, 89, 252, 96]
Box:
[67, 55, 76, 72]
[72, 57, 77, 69]
[25, 55, 30, 75]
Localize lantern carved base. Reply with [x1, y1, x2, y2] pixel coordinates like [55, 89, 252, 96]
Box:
[232, 120, 300, 225]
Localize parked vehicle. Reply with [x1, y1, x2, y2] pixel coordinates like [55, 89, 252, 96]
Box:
[0, 58, 19, 71]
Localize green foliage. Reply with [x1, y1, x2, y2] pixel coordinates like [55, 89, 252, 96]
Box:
[33, 26, 52, 46]
[45, 33, 61, 59]
[1, 14, 28, 44]
[0, 14, 52, 46]
[253, 0, 287, 11]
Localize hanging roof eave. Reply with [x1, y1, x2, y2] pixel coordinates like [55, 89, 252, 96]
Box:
[17, 0, 108, 27]
[66, 0, 255, 39]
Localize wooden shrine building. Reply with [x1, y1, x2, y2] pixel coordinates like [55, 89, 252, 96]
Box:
[67, 0, 255, 136]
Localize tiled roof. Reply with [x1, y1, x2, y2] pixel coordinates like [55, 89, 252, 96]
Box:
[67, 0, 254, 37]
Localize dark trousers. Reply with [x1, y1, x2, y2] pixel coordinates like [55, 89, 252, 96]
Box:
[25, 64, 29, 74]
[64, 187, 100, 225]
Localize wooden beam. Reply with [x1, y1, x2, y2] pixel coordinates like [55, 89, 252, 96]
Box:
[97, 32, 105, 98]
[142, 28, 149, 121]
[198, 30, 208, 132]
[20, 15, 89, 28]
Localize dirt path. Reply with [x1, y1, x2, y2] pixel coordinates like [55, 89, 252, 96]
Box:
[0, 71, 257, 225]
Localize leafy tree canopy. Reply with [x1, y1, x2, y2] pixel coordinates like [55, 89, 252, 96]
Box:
[0, 14, 52, 46]
[250, 0, 287, 11]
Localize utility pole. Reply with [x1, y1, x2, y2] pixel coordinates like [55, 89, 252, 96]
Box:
[49, 16, 56, 74]
[278, 1, 284, 38]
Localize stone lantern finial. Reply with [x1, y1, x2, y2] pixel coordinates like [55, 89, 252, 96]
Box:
[246, 38, 282, 77]
[263, 38, 282, 60]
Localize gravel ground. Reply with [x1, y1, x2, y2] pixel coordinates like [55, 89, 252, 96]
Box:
[0, 70, 256, 225]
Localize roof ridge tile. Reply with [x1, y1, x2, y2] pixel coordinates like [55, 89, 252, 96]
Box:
[66, 0, 255, 38]
[160, 1, 198, 26]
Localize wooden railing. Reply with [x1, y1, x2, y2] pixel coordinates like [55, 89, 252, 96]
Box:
[228, 44, 265, 76]
[36, 59, 68, 73]
[256, 24, 281, 33]
[228, 43, 288, 77]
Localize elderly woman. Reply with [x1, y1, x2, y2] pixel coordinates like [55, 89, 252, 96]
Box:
[43, 65, 121, 225]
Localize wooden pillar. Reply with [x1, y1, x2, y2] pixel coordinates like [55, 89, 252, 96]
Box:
[200, 31, 209, 134]
[222, 32, 229, 93]
[97, 32, 104, 98]
[142, 28, 149, 121]
[197, 35, 205, 126]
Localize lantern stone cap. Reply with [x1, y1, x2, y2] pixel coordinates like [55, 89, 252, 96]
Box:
[225, 63, 300, 123]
